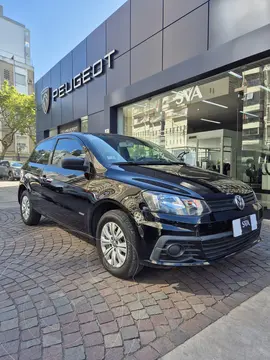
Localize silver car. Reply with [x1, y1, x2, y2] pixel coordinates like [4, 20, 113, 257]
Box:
[0, 161, 9, 179]
[0, 160, 23, 180]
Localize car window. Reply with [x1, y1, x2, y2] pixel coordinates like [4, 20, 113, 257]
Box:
[86, 134, 179, 166]
[29, 139, 55, 165]
[0, 161, 10, 167]
[10, 162, 22, 167]
[52, 138, 86, 167]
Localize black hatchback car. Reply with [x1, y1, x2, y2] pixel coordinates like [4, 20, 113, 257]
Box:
[18, 133, 263, 278]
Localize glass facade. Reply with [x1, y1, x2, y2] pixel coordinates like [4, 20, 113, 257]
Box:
[120, 57, 270, 208]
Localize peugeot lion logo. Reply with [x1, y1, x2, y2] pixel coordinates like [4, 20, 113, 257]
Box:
[234, 195, 245, 210]
[41, 87, 52, 114]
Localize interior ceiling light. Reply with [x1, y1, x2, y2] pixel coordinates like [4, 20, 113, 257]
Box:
[259, 85, 270, 93]
[240, 111, 259, 118]
[200, 118, 221, 124]
[202, 100, 228, 109]
[228, 71, 243, 79]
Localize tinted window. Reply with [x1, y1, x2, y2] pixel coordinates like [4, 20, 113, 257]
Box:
[29, 139, 55, 165]
[86, 135, 179, 166]
[0, 161, 10, 167]
[52, 138, 85, 167]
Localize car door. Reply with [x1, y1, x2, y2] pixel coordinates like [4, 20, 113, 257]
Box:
[41, 136, 92, 233]
[23, 138, 56, 214]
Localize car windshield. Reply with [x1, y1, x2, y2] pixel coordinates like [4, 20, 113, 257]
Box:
[10, 162, 22, 167]
[87, 134, 181, 166]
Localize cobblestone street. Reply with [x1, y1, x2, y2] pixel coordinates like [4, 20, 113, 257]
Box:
[0, 184, 270, 359]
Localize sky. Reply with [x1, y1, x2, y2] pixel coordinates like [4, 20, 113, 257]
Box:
[0, 0, 126, 81]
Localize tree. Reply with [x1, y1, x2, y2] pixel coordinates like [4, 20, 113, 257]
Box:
[0, 80, 36, 159]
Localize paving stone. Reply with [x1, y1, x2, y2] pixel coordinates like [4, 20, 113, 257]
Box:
[0, 339, 19, 356]
[131, 309, 149, 320]
[167, 328, 189, 346]
[124, 339, 141, 354]
[19, 345, 41, 360]
[151, 337, 174, 356]
[0, 328, 20, 342]
[180, 309, 196, 320]
[93, 302, 110, 313]
[192, 304, 207, 313]
[78, 312, 95, 324]
[43, 331, 62, 347]
[127, 301, 144, 311]
[97, 310, 114, 324]
[104, 347, 124, 360]
[120, 325, 139, 340]
[56, 304, 73, 315]
[0, 309, 17, 321]
[137, 319, 154, 331]
[1, 317, 18, 331]
[117, 315, 134, 327]
[84, 332, 104, 347]
[134, 345, 159, 360]
[21, 338, 41, 349]
[40, 314, 60, 327]
[43, 344, 63, 360]
[146, 305, 163, 316]
[140, 331, 156, 345]
[85, 345, 105, 360]
[64, 331, 83, 348]
[111, 305, 130, 318]
[65, 345, 86, 360]
[81, 321, 99, 335]
[43, 323, 61, 334]
[104, 333, 123, 348]
[150, 314, 168, 326]
[141, 298, 157, 307]
[203, 307, 224, 321]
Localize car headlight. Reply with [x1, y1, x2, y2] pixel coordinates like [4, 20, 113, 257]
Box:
[142, 191, 211, 216]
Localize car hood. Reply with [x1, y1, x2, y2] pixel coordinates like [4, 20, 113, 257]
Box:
[109, 163, 252, 197]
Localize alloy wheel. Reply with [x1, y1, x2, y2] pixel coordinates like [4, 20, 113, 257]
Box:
[100, 222, 127, 268]
[21, 195, 30, 220]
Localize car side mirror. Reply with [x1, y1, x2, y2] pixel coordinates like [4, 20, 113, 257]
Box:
[62, 157, 89, 172]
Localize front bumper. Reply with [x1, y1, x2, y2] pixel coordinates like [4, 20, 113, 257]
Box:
[147, 224, 261, 266]
[139, 201, 263, 267]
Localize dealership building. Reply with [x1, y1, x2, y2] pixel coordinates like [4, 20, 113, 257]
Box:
[36, 0, 270, 207]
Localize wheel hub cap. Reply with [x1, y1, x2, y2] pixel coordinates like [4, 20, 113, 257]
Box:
[100, 222, 127, 268]
[21, 196, 30, 220]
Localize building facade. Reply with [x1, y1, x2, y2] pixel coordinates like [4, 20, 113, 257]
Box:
[35, 0, 270, 207]
[0, 5, 34, 160]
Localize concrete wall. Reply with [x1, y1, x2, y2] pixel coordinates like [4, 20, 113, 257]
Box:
[36, 0, 270, 142]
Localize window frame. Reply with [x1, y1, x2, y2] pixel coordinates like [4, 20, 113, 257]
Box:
[51, 137, 86, 168]
[29, 138, 57, 165]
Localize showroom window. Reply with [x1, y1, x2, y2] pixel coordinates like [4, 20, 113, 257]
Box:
[120, 57, 270, 205]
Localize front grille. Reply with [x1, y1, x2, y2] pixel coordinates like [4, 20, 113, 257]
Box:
[208, 192, 255, 212]
[202, 227, 261, 261]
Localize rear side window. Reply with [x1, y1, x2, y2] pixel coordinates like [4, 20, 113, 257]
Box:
[51, 138, 86, 167]
[29, 139, 55, 165]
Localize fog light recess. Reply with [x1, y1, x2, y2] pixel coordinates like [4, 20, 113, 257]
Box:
[166, 244, 185, 258]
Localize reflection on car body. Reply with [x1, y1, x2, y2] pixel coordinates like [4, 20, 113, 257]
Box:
[18, 133, 263, 279]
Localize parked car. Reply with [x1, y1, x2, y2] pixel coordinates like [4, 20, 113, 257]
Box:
[0, 161, 9, 179]
[18, 133, 263, 279]
[0, 161, 23, 181]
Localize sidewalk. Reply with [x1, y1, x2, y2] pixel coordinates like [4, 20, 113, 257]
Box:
[0, 180, 19, 208]
[162, 286, 270, 360]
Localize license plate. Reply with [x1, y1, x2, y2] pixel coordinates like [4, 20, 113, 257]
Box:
[232, 214, 257, 238]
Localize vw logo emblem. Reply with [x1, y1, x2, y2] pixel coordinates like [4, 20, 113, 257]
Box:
[234, 195, 245, 210]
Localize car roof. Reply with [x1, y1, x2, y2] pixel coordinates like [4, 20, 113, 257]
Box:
[38, 132, 138, 144]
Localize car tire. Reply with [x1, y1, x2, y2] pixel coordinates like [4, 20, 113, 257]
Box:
[8, 172, 14, 181]
[96, 210, 143, 279]
[20, 190, 41, 226]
